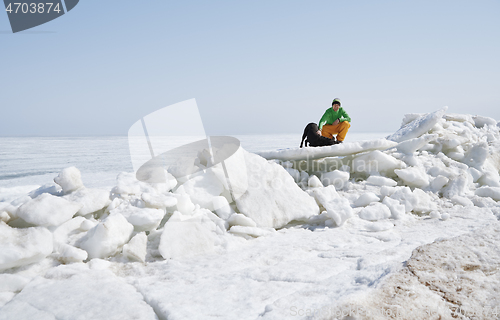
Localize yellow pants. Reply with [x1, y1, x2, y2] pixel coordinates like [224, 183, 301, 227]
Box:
[321, 121, 350, 141]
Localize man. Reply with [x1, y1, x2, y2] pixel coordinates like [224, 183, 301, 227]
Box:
[317, 98, 351, 143]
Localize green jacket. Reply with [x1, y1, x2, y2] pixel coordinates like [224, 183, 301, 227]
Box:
[318, 107, 351, 130]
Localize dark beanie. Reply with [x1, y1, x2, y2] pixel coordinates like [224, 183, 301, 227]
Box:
[332, 98, 341, 106]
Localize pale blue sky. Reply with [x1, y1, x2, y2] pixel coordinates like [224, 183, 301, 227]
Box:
[1, 0, 499, 136]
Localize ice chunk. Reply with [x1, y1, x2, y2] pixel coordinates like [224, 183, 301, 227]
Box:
[110, 203, 165, 232]
[257, 139, 398, 161]
[16, 193, 82, 227]
[462, 142, 488, 168]
[63, 188, 110, 216]
[475, 186, 500, 201]
[0, 222, 53, 271]
[0, 211, 10, 223]
[235, 151, 319, 228]
[473, 115, 497, 128]
[227, 213, 257, 227]
[54, 166, 84, 194]
[353, 192, 380, 207]
[212, 196, 235, 220]
[394, 167, 430, 188]
[52, 216, 87, 246]
[56, 243, 88, 263]
[358, 203, 391, 221]
[366, 175, 397, 187]
[429, 175, 449, 192]
[395, 134, 438, 154]
[389, 187, 418, 212]
[28, 183, 62, 198]
[352, 150, 403, 176]
[77, 213, 134, 259]
[387, 107, 447, 142]
[141, 192, 177, 209]
[429, 211, 441, 219]
[451, 195, 474, 207]
[411, 189, 437, 214]
[228, 226, 276, 237]
[382, 197, 405, 219]
[175, 171, 223, 211]
[308, 175, 323, 188]
[321, 170, 349, 188]
[478, 170, 500, 187]
[175, 193, 196, 215]
[442, 171, 472, 199]
[159, 211, 217, 260]
[310, 186, 353, 226]
[122, 232, 147, 263]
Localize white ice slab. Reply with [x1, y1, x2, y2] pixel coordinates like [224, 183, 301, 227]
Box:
[257, 139, 397, 161]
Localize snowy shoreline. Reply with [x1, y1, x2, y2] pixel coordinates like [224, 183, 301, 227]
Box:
[1, 108, 500, 319]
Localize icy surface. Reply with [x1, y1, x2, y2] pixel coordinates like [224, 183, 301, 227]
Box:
[1, 108, 500, 319]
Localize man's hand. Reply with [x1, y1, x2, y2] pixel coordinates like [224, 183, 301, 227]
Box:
[317, 130, 322, 135]
[333, 119, 340, 126]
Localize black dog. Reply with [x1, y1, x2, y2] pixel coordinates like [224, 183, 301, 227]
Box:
[300, 123, 339, 148]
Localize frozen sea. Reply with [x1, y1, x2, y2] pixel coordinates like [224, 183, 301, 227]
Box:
[0, 132, 390, 190]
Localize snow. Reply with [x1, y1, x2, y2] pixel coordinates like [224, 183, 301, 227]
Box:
[0, 267, 158, 320]
[1, 107, 500, 319]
